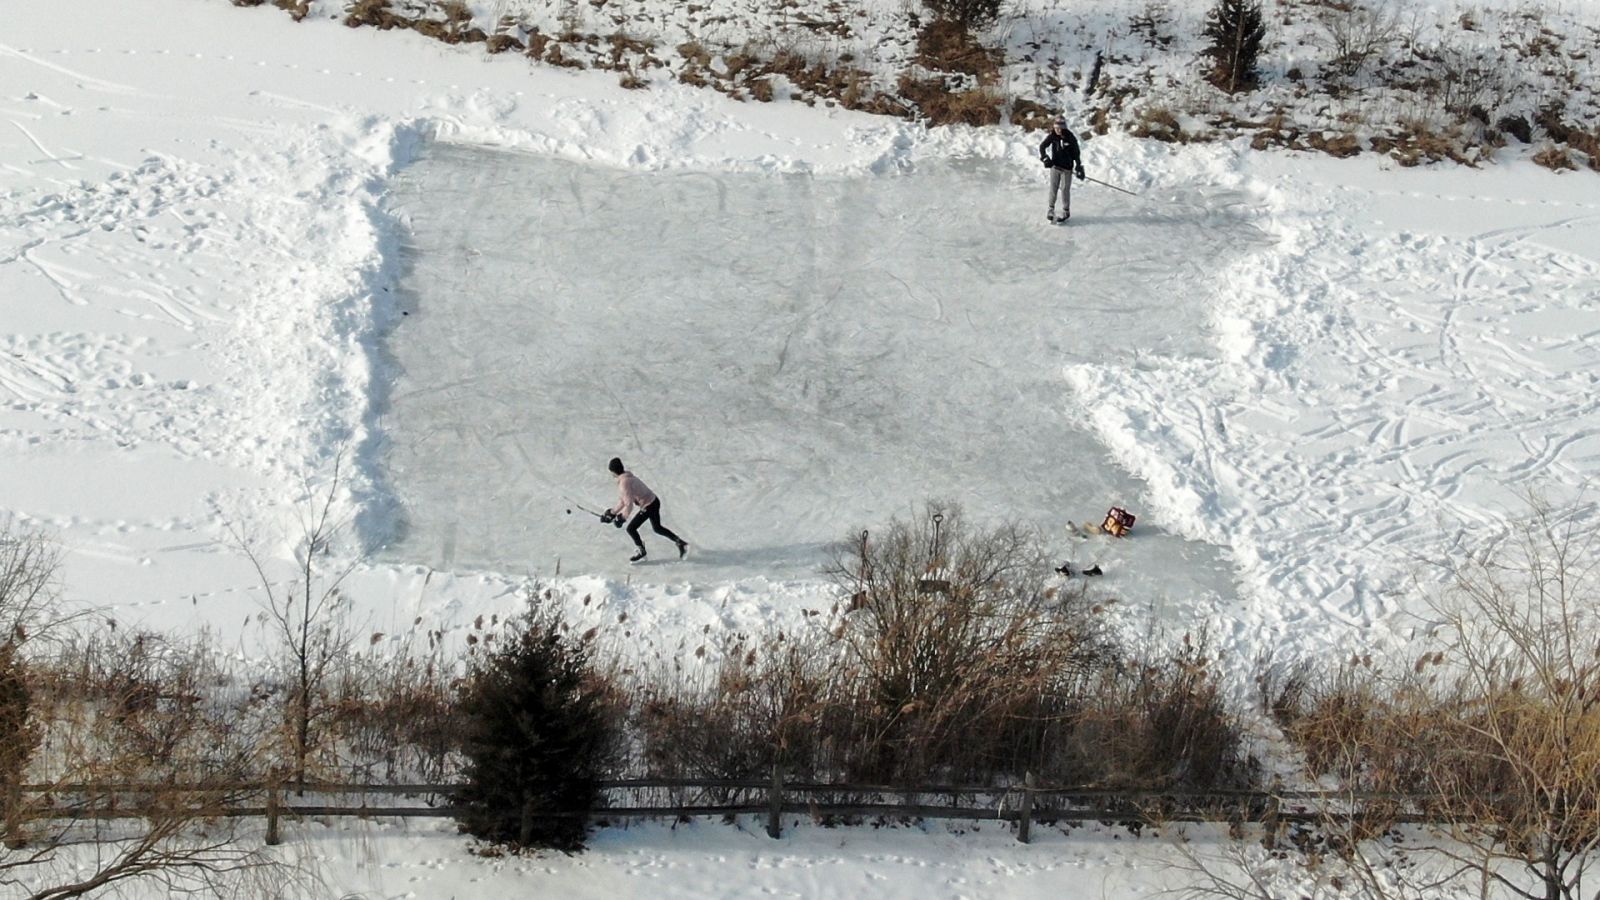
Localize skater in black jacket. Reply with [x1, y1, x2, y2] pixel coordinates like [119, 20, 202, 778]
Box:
[1039, 117, 1086, 223]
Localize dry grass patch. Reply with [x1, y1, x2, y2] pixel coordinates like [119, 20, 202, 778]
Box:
[1129, 105, 1183, 142]
[898, 75, 1003, 127]
[1266, 502, 1600, 900]
[1533, 143, 1577, 171]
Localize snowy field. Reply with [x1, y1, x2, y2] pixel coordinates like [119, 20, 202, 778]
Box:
[3, 0, 1600, 895]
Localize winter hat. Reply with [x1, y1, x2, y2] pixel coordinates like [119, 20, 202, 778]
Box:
[608, 457, 625, 475]
[1054, 116, 1066, 128]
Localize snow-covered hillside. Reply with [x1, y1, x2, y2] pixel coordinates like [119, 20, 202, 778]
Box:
[286, 0, 1600, 166]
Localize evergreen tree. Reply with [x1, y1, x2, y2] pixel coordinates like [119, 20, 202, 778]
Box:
[452, 598, 614, 852]
[1, 643, 37, 845]
[1203, 0, 1267, 93]
[924, 0, 1003, 33]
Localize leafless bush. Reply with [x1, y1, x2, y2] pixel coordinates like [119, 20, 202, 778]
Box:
[630, 505, 1248, 790]
[632, 629, 839, 787]
[223, 452, 363, 794]
[326, 644, 464, 783]
[4, 626, 290, 899]
[1405, 37, 1515, 124]
[1268, 501, 1600, 900]
[825, 504, 1148, 784]
[1314, 0, 1400, 77]
[1064, 634, 1252, 790]
[1131, 2, 1176, 49]
[0, 520, 63, 647]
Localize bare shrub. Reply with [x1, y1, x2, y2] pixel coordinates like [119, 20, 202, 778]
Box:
[632, 629, 837, 786]
[1129, 105, 1184, 141]
[827, 504, 1113, 783]
[5, 627, 287, 899]
[1269, 502, 1600, 900]
[327, 644, 463, 783]
[1065, 635, 1252, 790]
[0, 642, 36, 847]
[1131, 2, 1176, 49]
[1315, 0, 1400, 77]
[898, 75, 1004, 127]
[629, 504, 1248, 791]
[1426, 40, 1515, 122]
[0, 521, 62, 646]
[223, 454, 362, 794]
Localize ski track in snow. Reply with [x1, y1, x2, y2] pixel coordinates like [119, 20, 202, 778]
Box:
[1067, 175, 1600, 682]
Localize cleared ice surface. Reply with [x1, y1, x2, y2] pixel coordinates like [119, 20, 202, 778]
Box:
[379, 142, 1267, 606]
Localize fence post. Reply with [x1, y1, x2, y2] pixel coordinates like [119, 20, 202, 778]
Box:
[1262, 791, 1281, 851]
[1016, 771, 1035, 844]
[766, 761, 785, 839]
[265, 784, 281, 847]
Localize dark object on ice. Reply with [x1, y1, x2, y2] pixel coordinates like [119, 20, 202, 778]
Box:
[1101, 507, 1136, 537]
[1082, 564, 1103, 577]
[629, 549, 646, 563]
[1055, 562, 1074, 576]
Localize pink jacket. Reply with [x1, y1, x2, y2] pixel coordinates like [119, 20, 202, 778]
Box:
[610, 472, 658, 518]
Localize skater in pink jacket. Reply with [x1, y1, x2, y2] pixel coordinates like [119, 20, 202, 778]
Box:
[603, 457, 688, 563]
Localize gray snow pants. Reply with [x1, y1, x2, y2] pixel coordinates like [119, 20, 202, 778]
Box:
[1047, 167, 1073, 216]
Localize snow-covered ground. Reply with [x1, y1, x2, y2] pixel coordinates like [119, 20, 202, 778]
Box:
[3, 0, 1599, 895]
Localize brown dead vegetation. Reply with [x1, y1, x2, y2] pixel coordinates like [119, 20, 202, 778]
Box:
[230, 0, 1600, 165]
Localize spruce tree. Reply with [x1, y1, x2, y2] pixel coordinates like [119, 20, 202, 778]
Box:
[1, 643, 37, 845]
[452, 599, 613, 852]
[924, 0, 1003, 33]
[1203, 0, 1267, 93]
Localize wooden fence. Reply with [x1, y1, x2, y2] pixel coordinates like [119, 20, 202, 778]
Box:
[12, 771, 1428, 847]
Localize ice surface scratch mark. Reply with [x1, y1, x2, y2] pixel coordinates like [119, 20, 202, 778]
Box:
[601, 375, 644, 455]
[774, 284, 843, 377]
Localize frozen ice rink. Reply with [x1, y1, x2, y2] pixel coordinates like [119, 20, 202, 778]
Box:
[380, 142, 1267, 600]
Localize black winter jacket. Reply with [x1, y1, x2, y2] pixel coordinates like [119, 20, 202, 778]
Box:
[1039, 130, 1083, 171]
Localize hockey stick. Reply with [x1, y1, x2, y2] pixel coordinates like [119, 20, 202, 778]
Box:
[1085, 175, 1139, 196]
[563, 497, 610, 519]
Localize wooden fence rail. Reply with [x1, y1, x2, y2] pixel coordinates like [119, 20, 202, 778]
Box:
[10, 774, 1433, 846]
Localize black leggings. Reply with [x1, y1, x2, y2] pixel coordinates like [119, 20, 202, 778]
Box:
[627, 499, 683, 550]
